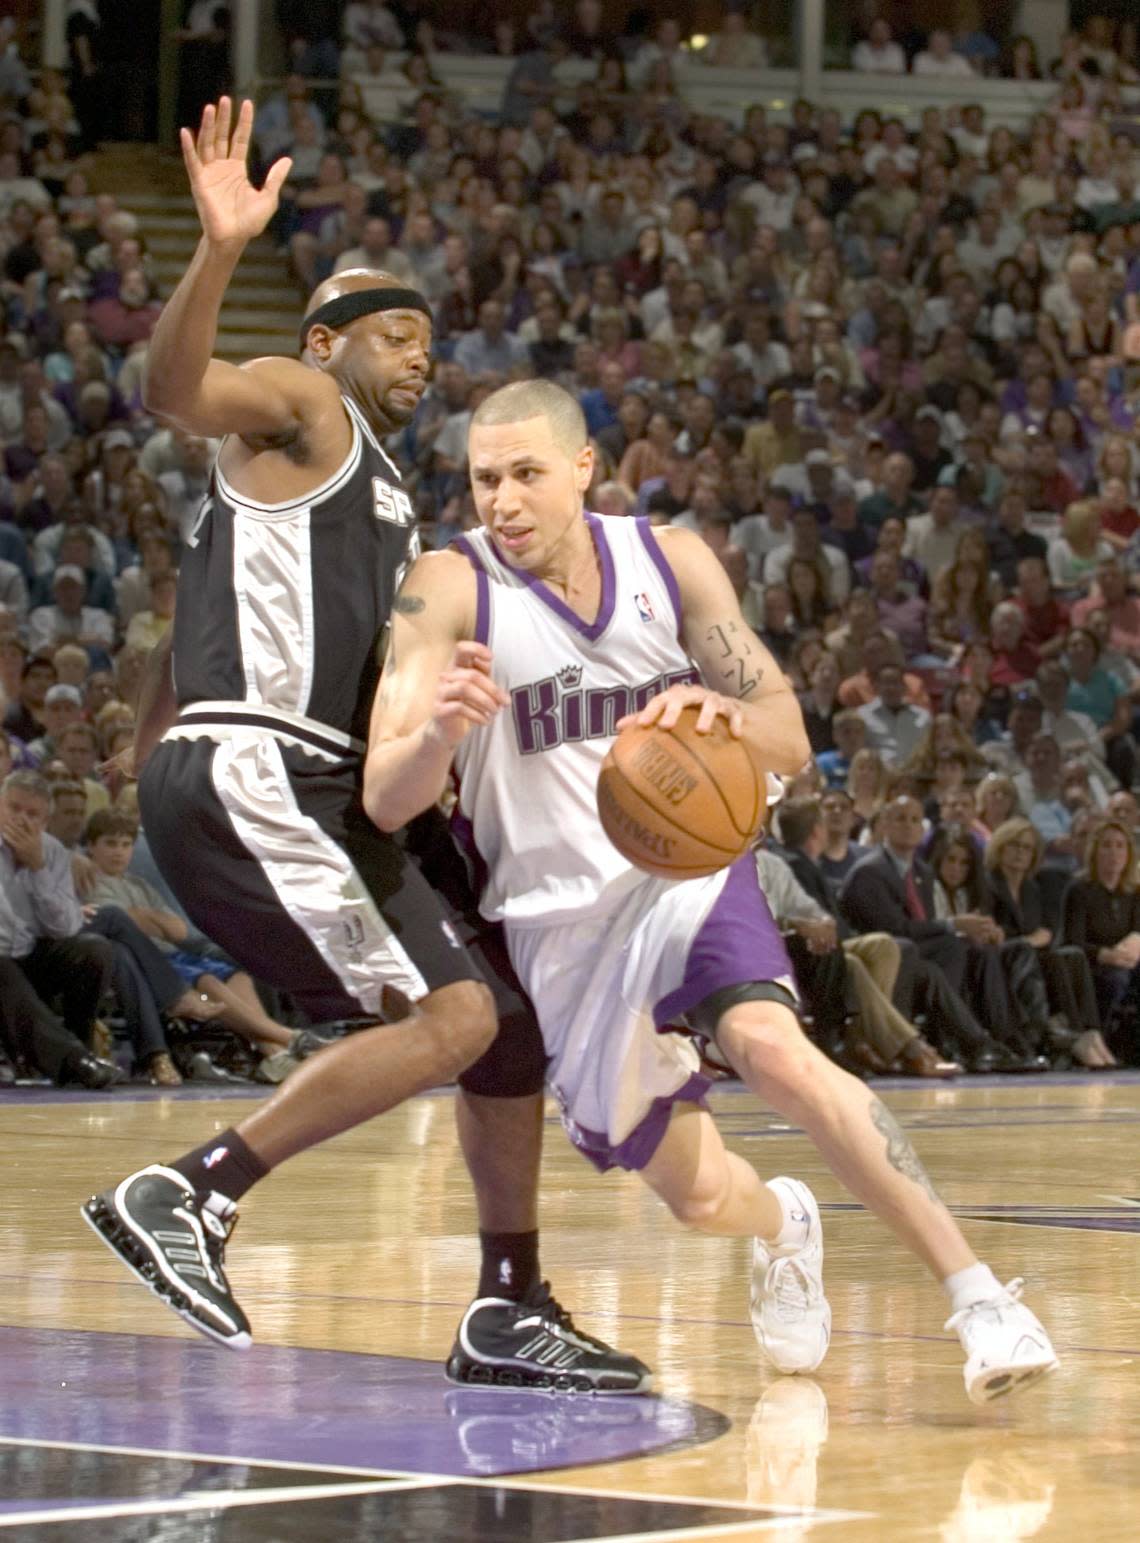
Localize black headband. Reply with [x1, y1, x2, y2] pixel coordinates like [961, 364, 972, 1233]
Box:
[299, 287, 432, 346]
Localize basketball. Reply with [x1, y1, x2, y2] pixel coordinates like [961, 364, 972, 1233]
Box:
[597, 704, 765, 879]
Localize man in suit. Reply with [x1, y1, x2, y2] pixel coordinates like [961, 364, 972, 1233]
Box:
[838, 797, 1043, 1072]
[775, 798, 957, 1078]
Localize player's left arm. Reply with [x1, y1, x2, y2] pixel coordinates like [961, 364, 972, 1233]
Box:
[626, 526, 811, 776]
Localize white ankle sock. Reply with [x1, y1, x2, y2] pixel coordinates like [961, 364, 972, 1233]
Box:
[943, 1262, 1003, 1314]
[766, 1179, 811, 1249]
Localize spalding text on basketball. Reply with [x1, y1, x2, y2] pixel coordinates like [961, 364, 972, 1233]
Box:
[630, 741, 698, 806]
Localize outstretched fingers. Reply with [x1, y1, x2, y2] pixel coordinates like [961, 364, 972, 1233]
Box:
[229, 97, 254, 161]
[196, 100, 216, 164]
[213, 95, 233, 161]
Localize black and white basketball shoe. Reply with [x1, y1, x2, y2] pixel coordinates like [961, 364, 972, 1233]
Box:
[447, 1281, 652, 1394]
[81, 1165, 251, 1349]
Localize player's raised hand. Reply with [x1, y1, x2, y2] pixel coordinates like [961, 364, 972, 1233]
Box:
[618, 683, 744, 738]
[426, 641, 509, 747]
[181, 97, 292, 249]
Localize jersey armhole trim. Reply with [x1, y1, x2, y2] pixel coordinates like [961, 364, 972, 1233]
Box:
[635, 517, 684, 642]
[452, 535, 490, 646]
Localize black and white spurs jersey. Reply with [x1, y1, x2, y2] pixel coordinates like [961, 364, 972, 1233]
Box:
[172, 395, 418, 744]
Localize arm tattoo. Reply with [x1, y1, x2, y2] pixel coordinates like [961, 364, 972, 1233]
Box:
[393, 594, 425, 615]
[869, 1097, 940, 1206]
[706, 620, 761, 699]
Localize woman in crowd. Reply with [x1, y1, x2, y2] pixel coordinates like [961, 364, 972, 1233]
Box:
[904, 713, 988, 789]
[1048, 499, 1115, 593]
[976, 773, 1023, 838]
[947, 679, 1005, 747]
[1095, 433, 1138, 499]
[788, 555, 834, 631]
[928, 539, 998, 656]
[846, 747, 890, 836]
[800, 649, 841, 753]
[1062, 817, 1140, 1061]
[987, 817, 1116, 1066]
[928, 824, 1055, 1062]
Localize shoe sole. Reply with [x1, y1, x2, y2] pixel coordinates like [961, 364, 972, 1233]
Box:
[970, 1356, 1059, 1404]
[445, 1352, 653, 1397]
[80, 1194, 251, 1352]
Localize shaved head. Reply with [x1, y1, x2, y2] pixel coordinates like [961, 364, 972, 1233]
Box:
[305, 267, 417, 316]
[470, 379, 587, 457]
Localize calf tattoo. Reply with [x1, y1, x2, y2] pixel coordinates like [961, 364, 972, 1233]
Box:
[869, 1097, 939, 1205]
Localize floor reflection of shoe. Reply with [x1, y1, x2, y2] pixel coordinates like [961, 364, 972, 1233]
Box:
[940, 1455, 1056, 1542]
[747, 1377, 829, 1516]
[945, 1279, 1059, 1405]
[444, 1387, 657, 1475]
[81, 1164, 251, 1349]
[751, 1178, 831, 1374]
[446, 1282, 653, 1394]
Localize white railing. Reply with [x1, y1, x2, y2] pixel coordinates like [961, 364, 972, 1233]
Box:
[307, 52, 1064, 132]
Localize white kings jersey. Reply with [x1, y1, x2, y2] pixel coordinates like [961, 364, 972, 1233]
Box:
[451, 512, 702, 925]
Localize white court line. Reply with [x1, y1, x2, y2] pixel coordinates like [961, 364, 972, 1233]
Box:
[0, 1434, 872, 1528]
[0, 1479, 442, 1529]
[0, 1434, 414, 1480]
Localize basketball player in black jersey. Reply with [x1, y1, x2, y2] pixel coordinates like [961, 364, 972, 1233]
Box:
[81, 97, 647, 1393]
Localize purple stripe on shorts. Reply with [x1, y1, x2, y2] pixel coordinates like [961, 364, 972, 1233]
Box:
[568, 1071, 711, 1173]
[653, 857, 793, 1030]
[635, 517, 684, 641]
[452, 535, 490, 645]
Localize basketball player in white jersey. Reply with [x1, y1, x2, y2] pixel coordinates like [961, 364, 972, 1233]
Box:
[82, 100, 647, 1394]
[362, 380, 1059, 1405]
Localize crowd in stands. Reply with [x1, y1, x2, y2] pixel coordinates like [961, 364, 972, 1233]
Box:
[4, 5, 1140, 1089]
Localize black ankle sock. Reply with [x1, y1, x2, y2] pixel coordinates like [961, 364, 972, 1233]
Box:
[169, 1128, 269, 1204]
[477, 1229, 540, 1302]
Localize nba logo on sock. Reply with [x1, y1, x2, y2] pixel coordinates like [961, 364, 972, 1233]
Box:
[204, 1147, 229, 1169]
[634, 592, 655, 623]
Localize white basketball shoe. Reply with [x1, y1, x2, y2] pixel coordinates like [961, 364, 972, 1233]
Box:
[944, 1277, 1059, 1405]
[751, 1177, 831, 1374]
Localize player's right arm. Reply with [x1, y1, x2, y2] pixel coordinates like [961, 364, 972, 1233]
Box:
[142, 97, 326, 442]
[362, 550, 508, 833]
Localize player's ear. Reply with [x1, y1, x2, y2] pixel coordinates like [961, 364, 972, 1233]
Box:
[574, 441, 594, 495]
[305, 325, 340, 369]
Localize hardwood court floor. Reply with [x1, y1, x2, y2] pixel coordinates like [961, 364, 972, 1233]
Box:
[2, 1075, 1138, 1540]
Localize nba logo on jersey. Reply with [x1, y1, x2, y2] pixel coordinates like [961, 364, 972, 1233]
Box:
[634, 592, 655, 624]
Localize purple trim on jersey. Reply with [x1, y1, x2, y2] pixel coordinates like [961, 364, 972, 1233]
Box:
[511, 511, 616, 643]
[635, 517, 684, 642]
[568, 1071, 711, 1173]
[452, 535, 490, 645]
[653, 857, 793, 1030]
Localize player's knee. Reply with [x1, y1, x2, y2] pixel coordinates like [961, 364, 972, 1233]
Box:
[422, 979, 497, 1076]
[718, 1002, 820, 1102]
[664, 1166, 732, 1231]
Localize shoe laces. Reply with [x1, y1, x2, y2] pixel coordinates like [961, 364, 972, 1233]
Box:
[515, 1281, 609, 1352]
[764, 1254, 821, 1317]
[200, 1194, 239, 1268]
[944, 1276, 1024, 1333]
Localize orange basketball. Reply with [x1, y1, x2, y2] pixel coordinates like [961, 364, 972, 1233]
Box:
[597, 704, 765, 879]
